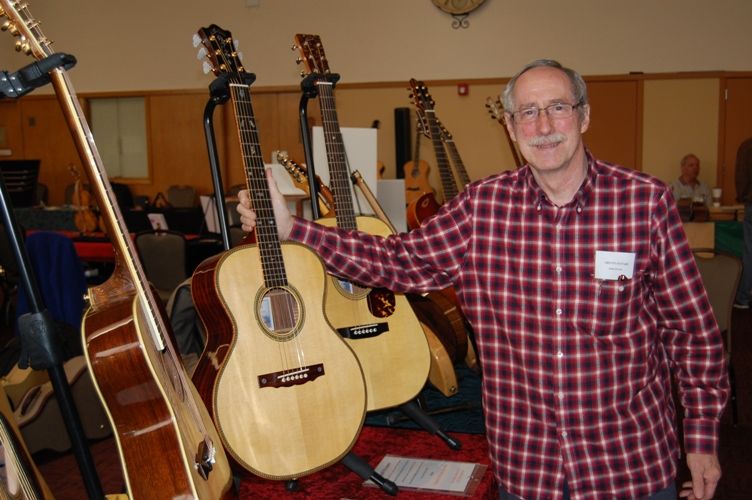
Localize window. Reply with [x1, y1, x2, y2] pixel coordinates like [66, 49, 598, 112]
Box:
[89, 97, 148, 179]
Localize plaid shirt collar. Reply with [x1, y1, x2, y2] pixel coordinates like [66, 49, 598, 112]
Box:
[522, 149, 597, 215]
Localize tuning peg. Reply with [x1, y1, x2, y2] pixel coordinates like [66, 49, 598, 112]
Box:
[191, 33, 201, 48]
[236, 51, 243, 61]
[196, 46, 207, 60]
[202, 61, 213, 75]
[291, 44, 298, 51]
[1, 19, 15, 33]
[233, 39, 239, 50]
[295, 57, 302, 65]
[15, 39, 31, 54]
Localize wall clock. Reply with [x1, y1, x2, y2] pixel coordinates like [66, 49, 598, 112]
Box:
[432, 0, 487, 28]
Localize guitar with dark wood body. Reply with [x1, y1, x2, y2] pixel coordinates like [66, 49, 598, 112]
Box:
[0, 4, 233, 498]
[295, 34, 431, 412]
[191, 25, 367, 480]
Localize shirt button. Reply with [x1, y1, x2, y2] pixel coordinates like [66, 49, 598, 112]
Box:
[557, 351, 563, 358]
[555, 266, 562, 273]
[558, 392, 565, 400]
[561, 431, 567, 438]
[576, 206, 582, 214]
[555, 308, 563, 315]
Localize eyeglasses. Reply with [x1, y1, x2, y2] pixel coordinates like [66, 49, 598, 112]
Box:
[510, 102, 583, 124]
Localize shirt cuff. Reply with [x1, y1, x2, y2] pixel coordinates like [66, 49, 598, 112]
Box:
[682, 418, 720, 455]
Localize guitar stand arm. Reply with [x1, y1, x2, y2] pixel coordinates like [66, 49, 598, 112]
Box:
[341, 451, 399, 496]
[0, 53, 76, 99]
[396, 399, 462, 450]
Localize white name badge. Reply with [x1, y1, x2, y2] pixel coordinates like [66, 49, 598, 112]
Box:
[594, 251, 636, 280]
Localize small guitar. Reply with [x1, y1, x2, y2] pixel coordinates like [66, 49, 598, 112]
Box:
[485, 96, 524, 168]
[403, 119, 435, 204]
[0, 4, 233, 498]
[68, 164, 98, 233]
[295, 34, 431, 412]
[192, 25, 366, 480]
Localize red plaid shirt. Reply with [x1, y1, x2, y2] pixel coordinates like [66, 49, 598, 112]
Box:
[288, 153, 729, 499]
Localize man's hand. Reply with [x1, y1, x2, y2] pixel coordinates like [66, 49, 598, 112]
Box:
[679, 453, 721, 500]
[236, 167, 294, 240]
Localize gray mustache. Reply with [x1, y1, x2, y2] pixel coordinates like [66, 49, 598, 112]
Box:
[528, 133, 566, 146]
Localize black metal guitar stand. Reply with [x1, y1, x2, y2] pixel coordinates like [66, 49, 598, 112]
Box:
[1, 54, 105, 500]
[299, 73, 460, 452]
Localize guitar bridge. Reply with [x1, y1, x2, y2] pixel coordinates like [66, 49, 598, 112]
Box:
[258, 363, 325, 388]
[336, 322, 389, 339]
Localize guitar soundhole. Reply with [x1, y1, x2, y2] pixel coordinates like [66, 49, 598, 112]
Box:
[335, 278, 370, 300]
[257, 286, 302, 341]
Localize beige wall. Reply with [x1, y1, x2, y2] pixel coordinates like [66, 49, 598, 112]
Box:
[1, 0, 750, 93]
[642, 79, 720, 187]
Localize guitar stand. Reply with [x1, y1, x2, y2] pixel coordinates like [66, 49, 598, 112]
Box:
[395, 399, 462, 450]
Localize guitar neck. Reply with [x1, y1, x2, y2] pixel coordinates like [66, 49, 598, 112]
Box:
[443, 135, 471, 187]
[317, 82, 359, 230]
[229, 80, 289, 288]
[424, 110, 458, 201]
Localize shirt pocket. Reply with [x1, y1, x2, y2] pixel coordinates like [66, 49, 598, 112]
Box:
[582, 277, 644, 338]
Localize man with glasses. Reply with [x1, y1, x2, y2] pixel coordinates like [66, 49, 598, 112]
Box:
[237, 59, 728, 500]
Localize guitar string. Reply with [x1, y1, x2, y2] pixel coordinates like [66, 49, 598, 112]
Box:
[229, 79, 305, 371]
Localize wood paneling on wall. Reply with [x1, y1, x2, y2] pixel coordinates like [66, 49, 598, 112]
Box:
[2, 72, 751, 209]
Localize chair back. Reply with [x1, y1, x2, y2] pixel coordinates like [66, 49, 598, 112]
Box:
[166, 185, 197, 208]
[134, 230, 188, 304]
[692, 248, 742, 352]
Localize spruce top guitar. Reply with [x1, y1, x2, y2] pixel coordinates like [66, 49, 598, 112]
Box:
[295, 34, 431, 411]
[194, 25, 366, 480]
[485, 96, 524, 168]
[0, 3, 232, 498]
[403, 119, 435, 204]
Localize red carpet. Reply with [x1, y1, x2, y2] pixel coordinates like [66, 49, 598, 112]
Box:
[238, 426, 496, 499]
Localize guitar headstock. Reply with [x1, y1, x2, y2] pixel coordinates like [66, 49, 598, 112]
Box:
[294, 34, 331, 77]
[408, 79, 436, 138]
[277, 152, 307, 189]
[485, 96, 507, 125]
[0, 0, 54, 60]
[193, 24, 243, 76]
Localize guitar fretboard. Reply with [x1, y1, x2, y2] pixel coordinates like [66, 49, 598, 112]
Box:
[318, 82, 359, 231]
[230, 82, 289, 288]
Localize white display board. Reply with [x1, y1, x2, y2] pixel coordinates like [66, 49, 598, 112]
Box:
[312, 126, 377, 216]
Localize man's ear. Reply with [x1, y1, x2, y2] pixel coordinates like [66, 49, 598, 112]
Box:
[504, 114, 517, 142]
[579, 104, 591, 134]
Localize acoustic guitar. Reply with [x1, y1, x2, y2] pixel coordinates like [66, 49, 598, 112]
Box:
[351, 171, 468, 396]
[405, 79, 461, 229]
[485, 96, 524, 168]
[0, 384, 52, 499]
[403, 119, 435, 204]
[68, 164, 99, 234]
[192, 25, 366, 480]
[294, 34, 431, 412]
[0, 4, 233, 498]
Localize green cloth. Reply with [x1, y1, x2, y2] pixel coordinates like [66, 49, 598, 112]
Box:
[714, 221, 743, 258]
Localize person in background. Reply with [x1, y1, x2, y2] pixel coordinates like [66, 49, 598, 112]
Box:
[237, 59, 728, 500]
[733, 136, 752, 309]
[671, 153, 713, 206]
